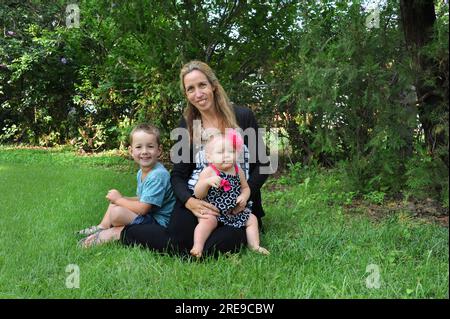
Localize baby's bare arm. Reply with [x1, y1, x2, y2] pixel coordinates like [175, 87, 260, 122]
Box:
[194, 167, 218, 199]
[237, 168, 251, 202]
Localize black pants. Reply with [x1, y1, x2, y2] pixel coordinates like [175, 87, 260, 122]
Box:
[120, 200, 247, 257]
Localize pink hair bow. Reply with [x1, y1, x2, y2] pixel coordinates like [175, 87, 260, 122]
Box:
[220, 179, 231, 192]
[226, 129, 243, 152]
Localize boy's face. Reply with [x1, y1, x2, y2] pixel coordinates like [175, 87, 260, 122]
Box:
[129, 131, 161, 169]
[206, 137, 236, 171]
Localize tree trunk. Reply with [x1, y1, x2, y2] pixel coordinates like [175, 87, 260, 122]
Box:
[400, 0, 448, 166]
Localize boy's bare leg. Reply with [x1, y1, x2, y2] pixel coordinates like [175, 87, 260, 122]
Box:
[98, 203, 118, 229]
[77, 204, 117, 235]
[246, 214, 270, 255]
[190, 215, 218, 258]
[109, 205, 139, 227]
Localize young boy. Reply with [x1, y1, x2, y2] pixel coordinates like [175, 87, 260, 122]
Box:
[77, 124, 175, 247]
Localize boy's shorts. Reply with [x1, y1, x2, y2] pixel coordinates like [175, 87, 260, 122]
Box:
[130, 214, 158, 226]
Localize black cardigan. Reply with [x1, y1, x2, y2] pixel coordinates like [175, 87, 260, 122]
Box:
[170, 105, 269, 218]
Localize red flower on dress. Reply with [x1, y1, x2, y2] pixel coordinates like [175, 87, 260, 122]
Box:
[220, 179, 231, 192]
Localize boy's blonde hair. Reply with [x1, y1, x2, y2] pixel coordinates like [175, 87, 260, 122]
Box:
[129, 124, 161, 146]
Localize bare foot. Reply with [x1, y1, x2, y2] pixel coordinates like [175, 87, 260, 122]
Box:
[250, 246, 270, 255]
[190, 247, 203, 258]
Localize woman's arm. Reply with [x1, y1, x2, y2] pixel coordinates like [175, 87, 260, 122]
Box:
[170, 117, 219, 217]
[171, 160, 196, 204]
[170, 117, 197, 204]
[171, 156, 219, 217]
[240, 107, 270, 194]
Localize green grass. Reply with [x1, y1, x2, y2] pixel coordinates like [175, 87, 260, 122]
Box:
[0, 148, 448, 298]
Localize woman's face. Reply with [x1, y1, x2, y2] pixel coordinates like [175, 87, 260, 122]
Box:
[183, 70, 215, 113]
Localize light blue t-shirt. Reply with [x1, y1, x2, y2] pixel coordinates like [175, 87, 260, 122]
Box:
[136, 162, 175, 227]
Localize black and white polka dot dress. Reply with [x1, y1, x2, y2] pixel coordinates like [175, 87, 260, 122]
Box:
[206, 164, 251, 228]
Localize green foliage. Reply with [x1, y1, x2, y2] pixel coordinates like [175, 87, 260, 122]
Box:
[271, 1, 448, 202]
[280, 162, 304, 184]
[363, 191, 386, 205]
[1, 0, 299, 151]
[405, 146, 449, 204]
[0, 1, 448, 204]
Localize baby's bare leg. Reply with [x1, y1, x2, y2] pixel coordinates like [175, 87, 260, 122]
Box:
[191, 215, 218, 258]
[246, 214, 270, 255]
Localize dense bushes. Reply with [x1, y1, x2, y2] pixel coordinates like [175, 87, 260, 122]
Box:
[0, 1, 448, 203]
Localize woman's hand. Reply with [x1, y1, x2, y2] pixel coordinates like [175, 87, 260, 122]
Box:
[185, 197, 220, 219]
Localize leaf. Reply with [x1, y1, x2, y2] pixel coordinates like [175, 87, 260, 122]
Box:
[279, 94, 291, 103]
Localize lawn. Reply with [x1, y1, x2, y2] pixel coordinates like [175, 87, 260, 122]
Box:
[0, 147, 448, 298]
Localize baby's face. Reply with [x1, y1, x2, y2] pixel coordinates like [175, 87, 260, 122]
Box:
[206, 137, 236, 170]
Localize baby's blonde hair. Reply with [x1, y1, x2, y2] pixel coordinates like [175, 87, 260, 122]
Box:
[204, 133, 225, 155]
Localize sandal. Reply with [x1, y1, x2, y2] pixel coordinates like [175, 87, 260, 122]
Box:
[78, 230, 106, 248]
[76, 225, 104, 236]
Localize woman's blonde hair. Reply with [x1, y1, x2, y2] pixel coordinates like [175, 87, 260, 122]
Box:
[179, 60, 239, 140]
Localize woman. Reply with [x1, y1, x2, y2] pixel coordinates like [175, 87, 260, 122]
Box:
[88, 61, 269, 256]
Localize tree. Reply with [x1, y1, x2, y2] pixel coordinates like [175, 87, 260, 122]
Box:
[400, 0, 449, 167]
